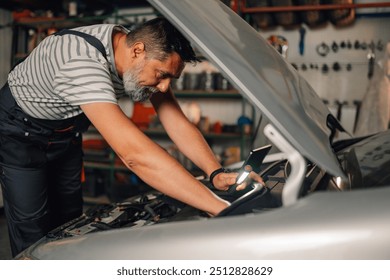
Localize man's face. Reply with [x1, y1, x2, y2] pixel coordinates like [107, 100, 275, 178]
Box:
[123, 52, 184, 102]
[123, 61, 159, 102]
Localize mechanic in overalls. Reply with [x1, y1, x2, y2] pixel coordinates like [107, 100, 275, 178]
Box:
[0, 18, 240, 257]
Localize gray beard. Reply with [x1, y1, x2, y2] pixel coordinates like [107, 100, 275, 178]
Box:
[123, 66, 159, 102]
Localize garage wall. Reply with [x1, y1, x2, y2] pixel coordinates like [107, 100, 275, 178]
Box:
[256, 15, 390, 135]
[258, 16, 389, 102]
[177, 15, 390, 145]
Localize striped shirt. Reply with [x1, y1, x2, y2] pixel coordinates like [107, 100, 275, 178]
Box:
[8, 24, 128, 120]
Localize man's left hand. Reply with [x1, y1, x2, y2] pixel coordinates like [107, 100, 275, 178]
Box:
[212, 171, 264, 191]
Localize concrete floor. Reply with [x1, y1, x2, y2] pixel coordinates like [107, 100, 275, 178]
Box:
[0, 208, 12, 260]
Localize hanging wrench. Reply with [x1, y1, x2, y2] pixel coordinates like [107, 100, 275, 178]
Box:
[299, 26, 306, 56]
[367, 44, 375, 79]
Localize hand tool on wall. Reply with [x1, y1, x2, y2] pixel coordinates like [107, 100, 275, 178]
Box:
[367, 44, 376, 79]
[335, 100, 348, 121]
[321, 63, 329, 74]
[299, 26, 306, 56]
[267, 35, 288, 58]
[316, 42, 329, 57]
[376, 40, 384, 52]
[354, 40, 360, 50]
[332, 62, 341, 71]
[353, 100, 362, 134]
[331, 41, 339, 53]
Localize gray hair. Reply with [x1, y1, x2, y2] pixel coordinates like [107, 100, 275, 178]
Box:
[125, 17, 200, 63]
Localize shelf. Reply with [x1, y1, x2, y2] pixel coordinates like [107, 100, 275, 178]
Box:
[84, 161, 128, 172]
[13, 15, 109, 29]
[11, 11, 156, 29]
[174, 90, 242, 99]
[142, 128, 248, 140]
[239, 1, 390, 13]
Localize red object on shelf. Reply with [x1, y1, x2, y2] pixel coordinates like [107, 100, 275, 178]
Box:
[130, 102, 156, 129]
[82, 139, 108, 150]
[213, 121, 223, 134]
[12, 9, 33, 21]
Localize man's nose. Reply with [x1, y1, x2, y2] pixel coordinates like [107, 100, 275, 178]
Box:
[156, 79, 171, 93]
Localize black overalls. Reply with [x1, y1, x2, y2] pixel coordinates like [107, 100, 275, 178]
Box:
[0, 30, 107, 257]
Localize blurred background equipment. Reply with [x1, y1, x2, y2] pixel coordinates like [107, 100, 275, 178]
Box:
[267, 35, 289, 58]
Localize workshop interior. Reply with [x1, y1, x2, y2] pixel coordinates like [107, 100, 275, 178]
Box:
[0, 0, 390, 260]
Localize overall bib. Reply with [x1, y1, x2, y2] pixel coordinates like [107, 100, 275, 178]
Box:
[0, 29, 107, 257]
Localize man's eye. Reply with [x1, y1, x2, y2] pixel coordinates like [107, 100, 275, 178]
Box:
[158, 72, 170, 79]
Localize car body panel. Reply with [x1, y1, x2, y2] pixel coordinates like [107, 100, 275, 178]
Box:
[24, 186, 390, 260]
[148, 0, 345, 178]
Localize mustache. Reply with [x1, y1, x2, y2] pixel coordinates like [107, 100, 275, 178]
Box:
[143, 86, 159, 94]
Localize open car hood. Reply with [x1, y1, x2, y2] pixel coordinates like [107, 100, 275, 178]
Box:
[148, 0, 346, 178]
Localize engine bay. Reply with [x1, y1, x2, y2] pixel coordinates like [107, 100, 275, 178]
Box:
[46, 158, 322, 240]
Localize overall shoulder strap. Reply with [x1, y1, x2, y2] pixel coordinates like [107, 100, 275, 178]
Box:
[54, 29, 108, 60]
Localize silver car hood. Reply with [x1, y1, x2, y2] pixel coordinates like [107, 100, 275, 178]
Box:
[148, 0, 346, 178]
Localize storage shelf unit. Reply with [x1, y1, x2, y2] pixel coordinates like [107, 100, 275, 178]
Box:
[10, 10, 154, 65]
[236, 0, 390, 13]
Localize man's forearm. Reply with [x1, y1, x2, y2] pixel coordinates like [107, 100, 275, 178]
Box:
[119, 141, 228, 215]
[151, 89, 222, 177]
[168, 119, 221, 177]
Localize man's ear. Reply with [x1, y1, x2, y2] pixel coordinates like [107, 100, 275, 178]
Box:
[131, 42, 146, 58]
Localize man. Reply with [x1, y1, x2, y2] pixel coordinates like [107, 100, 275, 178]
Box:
[0, 18, 251, 257]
